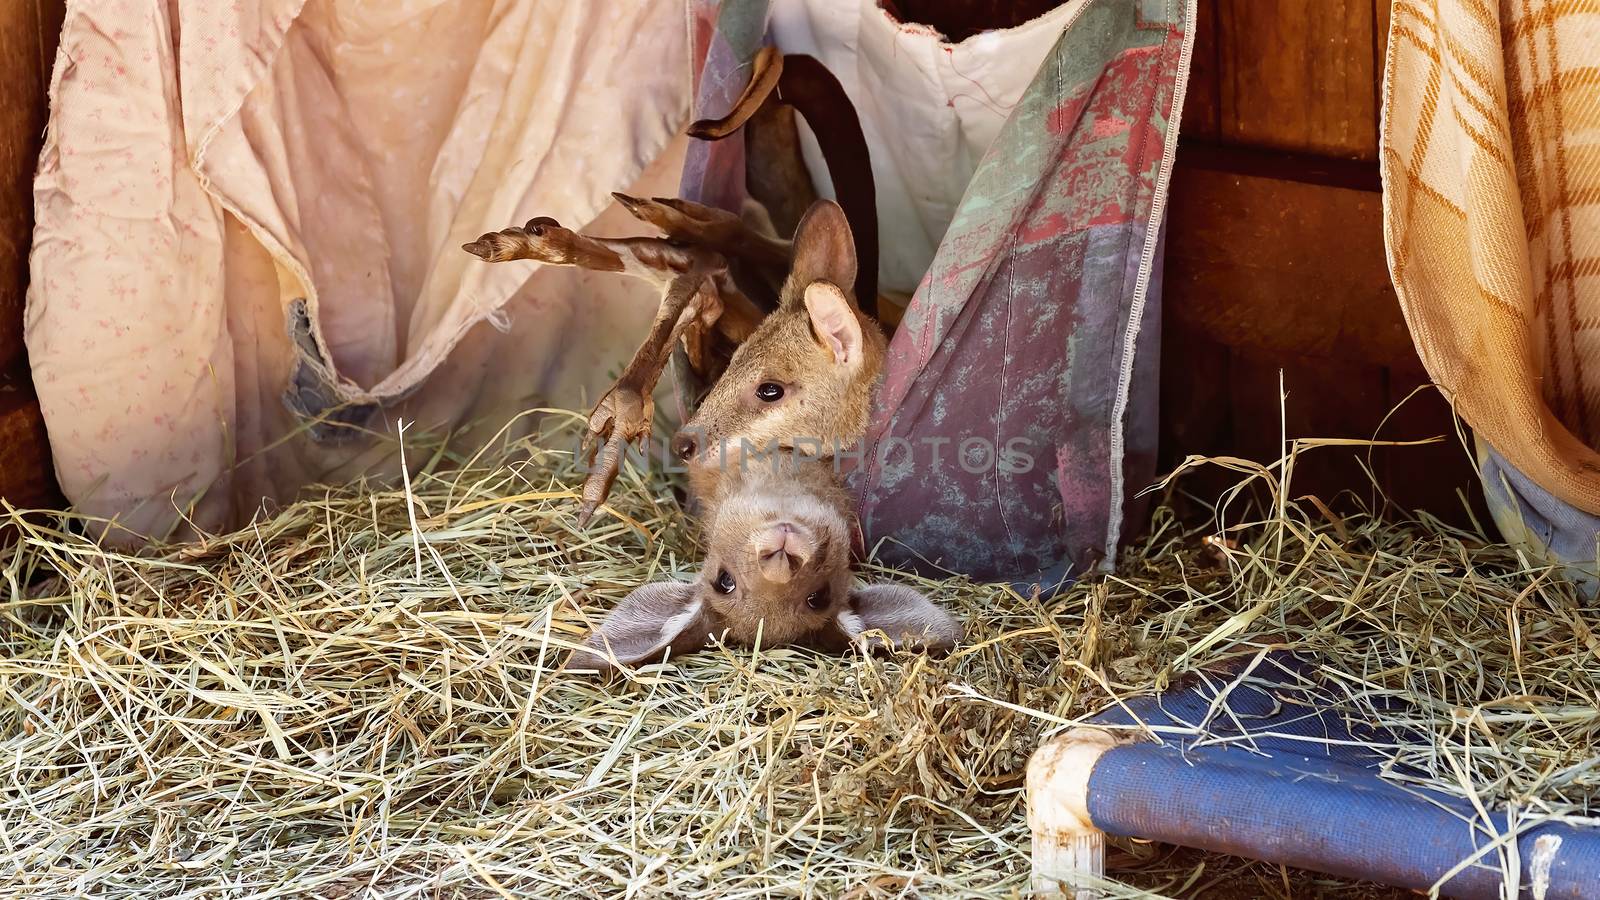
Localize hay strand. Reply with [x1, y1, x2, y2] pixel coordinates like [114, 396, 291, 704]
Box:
[2, 413, 1596, 898]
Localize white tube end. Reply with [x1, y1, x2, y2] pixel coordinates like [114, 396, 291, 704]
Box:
[1027, 728, 1120, 899]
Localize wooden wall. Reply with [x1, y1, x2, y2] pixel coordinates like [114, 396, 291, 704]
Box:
[1160, 0, 1482, 524]
[0, 1, 1482, 528]
[0, 0, 64, 514]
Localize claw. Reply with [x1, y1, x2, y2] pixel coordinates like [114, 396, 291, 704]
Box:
[612, 193, 746, 246]
[573, 383, 653, 527]
[577, 430, 629, 527]
[581, 395, 613, 455]
[462, 230, 521, 261]
[462, 225, 536, 263]
[460, 218, 618, 270]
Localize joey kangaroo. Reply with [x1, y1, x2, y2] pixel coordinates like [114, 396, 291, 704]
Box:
[564, 204, 928, 672]
[464, 45, 886, 525]
[465, 52, 959, 671]
[485, 202, 951, 674]
[565, 452, 960, 674]
[669, 199, 886, 509]
[465, 198, 884, 517]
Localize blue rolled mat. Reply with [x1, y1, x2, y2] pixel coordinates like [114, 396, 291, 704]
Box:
[1083, 652, 1600, 898]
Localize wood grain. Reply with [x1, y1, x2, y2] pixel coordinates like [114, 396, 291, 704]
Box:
[1215, 0, 1378, 160]
[1375, 367, 1486, 525]
[1158, 129, 1483, 524]
[0, 0, 56, 370]
[1163, 154, 1415, 368]
[1156, 329, 1482, 527]
[1228, 350, 1391, 509]
[1375, 0, 1393, 70]
[0, 372, 58, 512]
[1181, 0, 1221, 140]
[882, 1, 1071, 42]
[0, 0, 63, 515]
[1160, 324, 1231, 454]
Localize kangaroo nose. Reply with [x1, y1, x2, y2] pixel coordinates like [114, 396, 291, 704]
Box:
[671, 432, 698, 461]
[751, 520, 816, 584]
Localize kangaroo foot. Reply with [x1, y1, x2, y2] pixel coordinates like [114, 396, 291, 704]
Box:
[577, 382, 654, 527]
[462, 217, 622, 269]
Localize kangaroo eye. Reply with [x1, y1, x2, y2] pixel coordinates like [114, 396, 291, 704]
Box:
[755, 382, 785, 402]
[714, 570, 736, 595]
[805, 588, 828, 610]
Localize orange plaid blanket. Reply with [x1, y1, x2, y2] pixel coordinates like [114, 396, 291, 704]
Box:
[1383, 0, 1600, 513]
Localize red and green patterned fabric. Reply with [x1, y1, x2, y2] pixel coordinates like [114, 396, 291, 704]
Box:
[680, 0, 1194, 590]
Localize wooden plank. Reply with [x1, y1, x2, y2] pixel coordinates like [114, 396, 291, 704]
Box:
[1159, 330, 1231, 460]
[1180, 0, 1221, 141]
[1374, 0, 1393, 154]
[1163, 153, 1416, 369]
[1215, 0, 1378, 160]
[0, 371, 58, 511]
[1156, 330, 1483, 529]
[1157, 138, 1484, 527]
[1376, 367, 1490, 525]
[1227, 351, 1393, 515]
[0, 0, 64, 515]
[1375, 0, 1393, 69]
[1154, 326, 1236, 522]
[0, 0, 49, 371]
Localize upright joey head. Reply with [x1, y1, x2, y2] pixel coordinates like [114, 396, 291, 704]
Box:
[670, 199, 887, 476]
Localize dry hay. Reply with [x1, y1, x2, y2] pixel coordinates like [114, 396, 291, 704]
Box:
[1, 411, 1597, 898]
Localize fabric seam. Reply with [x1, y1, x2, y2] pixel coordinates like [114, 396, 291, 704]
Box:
[1102, 0, 1195, 571]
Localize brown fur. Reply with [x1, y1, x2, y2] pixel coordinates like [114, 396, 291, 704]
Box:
[674, 201, 886, 508]
[462, 201, 885, 521]
[691, 455, 857, 649]
[465, 46, 884, 528]
[567, 453, 961, 673]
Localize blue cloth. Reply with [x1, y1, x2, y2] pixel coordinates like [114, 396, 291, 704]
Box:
[1085, 652, 1600, 898]
[1478, 436, 1600, 601]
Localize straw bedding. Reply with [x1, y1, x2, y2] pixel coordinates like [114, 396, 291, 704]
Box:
[2, 412, 1596, 898]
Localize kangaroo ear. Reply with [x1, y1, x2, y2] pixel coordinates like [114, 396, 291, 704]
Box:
[804, 281, 864, 369]
[831, 584, 962, 652]
[784, 199, 858, 308]
[566, 582, 721, 674]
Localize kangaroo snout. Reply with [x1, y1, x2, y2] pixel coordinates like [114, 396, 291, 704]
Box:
[671, 431, 698, 462]
[751, 520, 816, 583]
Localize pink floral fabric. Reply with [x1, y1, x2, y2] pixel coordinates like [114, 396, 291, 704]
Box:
[27, 0, 693, 541]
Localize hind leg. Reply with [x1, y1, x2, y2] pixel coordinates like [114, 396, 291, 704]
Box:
[577, 271, 722, 526]
[611, 193, 791, 271]
[463, 218, 722, 286]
